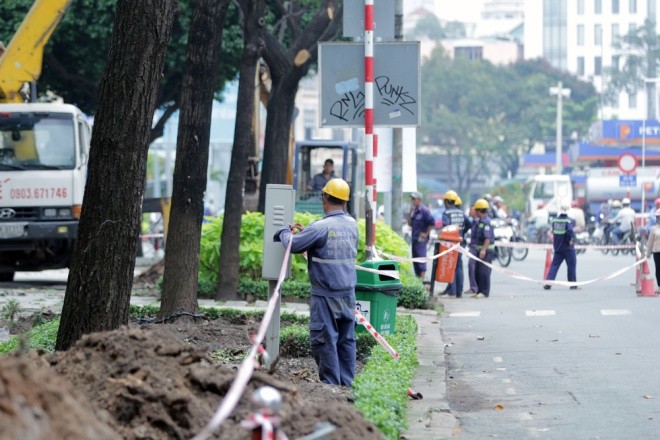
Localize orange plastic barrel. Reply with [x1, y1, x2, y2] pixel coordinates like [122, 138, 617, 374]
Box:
[434, 225, 463, 283]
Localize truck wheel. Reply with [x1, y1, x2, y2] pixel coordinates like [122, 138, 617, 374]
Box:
[0, 272, 14, 282]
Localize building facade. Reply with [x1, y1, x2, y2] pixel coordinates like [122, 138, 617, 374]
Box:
[524, 0, 658, 120]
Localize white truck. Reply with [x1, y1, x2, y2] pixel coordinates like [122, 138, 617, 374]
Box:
[0, 103, 91, 280]
[527, 174, 574, 215]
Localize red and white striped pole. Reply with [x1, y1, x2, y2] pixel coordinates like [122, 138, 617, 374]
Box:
[364, 0, 376, 258]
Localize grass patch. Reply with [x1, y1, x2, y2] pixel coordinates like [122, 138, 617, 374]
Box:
[0, 318, 60, 355]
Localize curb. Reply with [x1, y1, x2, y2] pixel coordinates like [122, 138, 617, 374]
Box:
[401, 310, 457, 439]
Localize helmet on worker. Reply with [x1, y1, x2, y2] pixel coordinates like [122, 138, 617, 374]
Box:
[443, 190, 458, 204]
[622, 197, 631, 206]
[455, 195, 463, 207]
[612, 199, 622, 208]
[474, 198, 489, 211]
[322, 178, 350, 202]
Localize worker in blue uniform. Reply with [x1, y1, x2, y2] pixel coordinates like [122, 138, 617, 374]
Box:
[472, 198, 495, 298]
[441, 191, 472, 298]
[275, 178, 359, 386]
[407, 191, 436, 280]
[543, 201, 578, 290]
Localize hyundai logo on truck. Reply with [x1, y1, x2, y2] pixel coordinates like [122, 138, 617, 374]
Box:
[0, 208, 16, 219]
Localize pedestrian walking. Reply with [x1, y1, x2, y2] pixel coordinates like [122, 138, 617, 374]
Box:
[275, 178, 358, 386]
[407, 191, 435, 281]
[646, 211, 660, 292]
[441, 191, 472, 298]
[543, 202, 578, 290]
[472, 198, 494, 298]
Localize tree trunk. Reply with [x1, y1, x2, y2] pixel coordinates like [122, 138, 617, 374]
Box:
[56, 0, 178, 351]
[159, 0, 230, 317]
[256, 0, 341, 213]
[257, 76, 300, 212]
[216, 0, 264, 301]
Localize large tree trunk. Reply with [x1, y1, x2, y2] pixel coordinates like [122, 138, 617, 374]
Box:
[257, 76, 300, 212]
[216, 0, 264, 301]
[56, 0, 178, 351]
[160, 0, 231, 317]
[256, 0, 341, 213]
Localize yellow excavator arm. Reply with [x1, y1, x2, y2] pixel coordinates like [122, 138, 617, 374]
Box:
[0, 0, 72, 103]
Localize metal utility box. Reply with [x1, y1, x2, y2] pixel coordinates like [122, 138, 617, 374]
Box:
[262, 184, 295, 280]
[355, 260, 402, 336]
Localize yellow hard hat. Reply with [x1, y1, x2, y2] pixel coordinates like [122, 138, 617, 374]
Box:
[322, 178, 350, 201]
[474, 198, 489, 210]
[455, 195, 462, 206]
[444, 190, 458, 203]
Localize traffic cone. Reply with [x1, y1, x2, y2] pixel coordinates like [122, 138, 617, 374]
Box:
[634, 243, 642, 293]
[543, 248, 552, 280]
[638, 260, 657, 297]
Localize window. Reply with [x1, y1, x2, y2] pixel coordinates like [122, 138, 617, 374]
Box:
[612, 0, 620, 13]
[595, 56, 602, 75]
[577, 25, 585, 45]
[577, 56, 585, 75]
[629, 0, 637, 13]
[612, 23, 619, 39]
[630, 23, 637, 33]
[595, 24, 602, 45]
[578, 0, 585, 14]
[595, 0, 602, 13]
[612, 55, 620, 70]
[629, 91, 637, 109]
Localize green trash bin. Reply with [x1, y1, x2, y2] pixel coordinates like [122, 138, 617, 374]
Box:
[355, 260, 403, 336]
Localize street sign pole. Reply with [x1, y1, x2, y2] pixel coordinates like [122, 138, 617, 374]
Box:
[364, 0, 375, 260]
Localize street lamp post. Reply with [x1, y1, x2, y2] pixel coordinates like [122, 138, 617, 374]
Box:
[549, 81, 571, 175]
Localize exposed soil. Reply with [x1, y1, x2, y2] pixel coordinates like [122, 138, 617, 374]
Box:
[0, 315, 384, 440]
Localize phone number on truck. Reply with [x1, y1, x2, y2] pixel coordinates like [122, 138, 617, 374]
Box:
[9, 187, 69, 199]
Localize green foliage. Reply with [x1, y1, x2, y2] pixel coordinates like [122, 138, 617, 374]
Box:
[357, 219, 415, 282]
[279, 324, 311, 357]
[420, 48, 598, 189]
[0, 299, 21, 322]
[353, 314, 418, 440]
[489, 180, 528, 213]
[0, 318, 60, 355]
[128, 305, 310, 326]
[398, 280, 429, 310]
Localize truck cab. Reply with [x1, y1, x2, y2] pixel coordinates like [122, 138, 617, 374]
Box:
[0, 103, 91, 280]
[292, 140, 364, 218]
[527, 174, 573, 215]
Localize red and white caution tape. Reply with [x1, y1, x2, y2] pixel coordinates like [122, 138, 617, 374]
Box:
[355, 309, 400, 360]
[379, 242, 461, 263]
[355, 264, 400, 280]
[240, 411, 288, 440]
[192, 239, 293, 440]
[493, 241, 636, 251]
[458, 246, 646, 288]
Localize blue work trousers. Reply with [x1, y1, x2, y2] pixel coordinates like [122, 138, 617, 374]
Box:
[447, 253, 464, 296]
[309, 294, 356, 387]
[546, 248, 577, 283]
[468, 248, 478, 293]
[412, 240, 428, 276]
[476, 251, 493, 296]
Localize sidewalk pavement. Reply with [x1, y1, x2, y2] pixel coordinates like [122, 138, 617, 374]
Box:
[401, 310, 457, 440]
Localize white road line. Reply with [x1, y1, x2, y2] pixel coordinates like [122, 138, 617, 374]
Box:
[519, 412, 534, 421]
[448, 311, 481, 317]
[501, 378, 511, 383]
[525, 310, 556, 316]
[601, 309, 632, 316]
[493, 356, 503, 363]
[505, 387, 517, 395]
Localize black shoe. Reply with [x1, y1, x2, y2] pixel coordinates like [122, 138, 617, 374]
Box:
[570, 286, 580, 290]
[543, 285, 551, 290]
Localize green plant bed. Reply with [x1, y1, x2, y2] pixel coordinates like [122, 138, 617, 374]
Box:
[353, 314, 418, 440]
[0, 318, 60, 355]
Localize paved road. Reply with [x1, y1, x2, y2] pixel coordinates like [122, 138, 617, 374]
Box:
[441, 249, 660, 439]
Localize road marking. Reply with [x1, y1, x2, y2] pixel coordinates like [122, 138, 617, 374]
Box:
[448, 311, 481, 317]
[493, 356, 503, 363]
[519, 412, 534, 421]
[601, 309, 631, 316]
[501, 378, 511, 383]
[525, 310, 556, 316]
[505, 387, 517, 395]
[496, 367, 507, 371]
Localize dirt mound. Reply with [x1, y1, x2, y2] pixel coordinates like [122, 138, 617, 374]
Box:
[0, 321, 381, 440]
